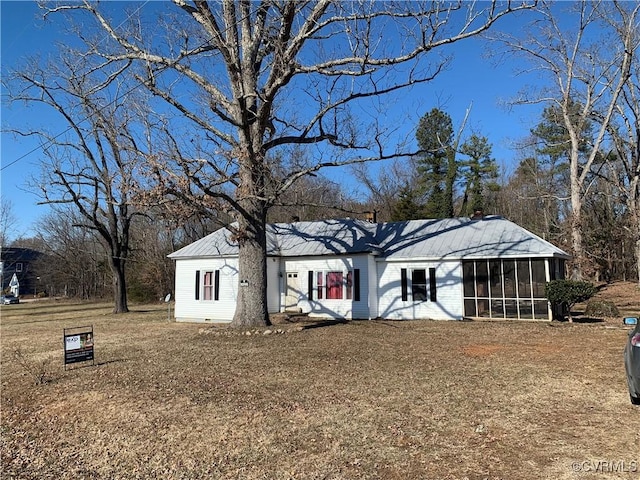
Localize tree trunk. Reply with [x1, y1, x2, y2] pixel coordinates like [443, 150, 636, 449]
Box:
[635, 237, 640, 288]
[231, 207, 270, 328]
[632, 196, 640, 287]
[110, 256, 129, 314]
[445, 152, 457, 218]
[570, 210, 584, 281]
[569, 149, 584, 281]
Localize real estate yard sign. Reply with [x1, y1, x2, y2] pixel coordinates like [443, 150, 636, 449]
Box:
[63, 326, 94, 369]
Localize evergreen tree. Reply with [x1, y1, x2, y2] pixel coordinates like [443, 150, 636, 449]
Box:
[414, 109, 499, 218]
[390, 185, 425, 221]
[458, 134, 499, 216]
[415, 108, 456, 218]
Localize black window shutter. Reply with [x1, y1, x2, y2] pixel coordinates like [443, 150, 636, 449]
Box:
[195, 270, 200, 300]
[214, 270, 220, 301]
[401, 268, 407, 301]
[429, 267, 437, 302]
[354, 269, 361, 302]
[308, 271, 314, 300]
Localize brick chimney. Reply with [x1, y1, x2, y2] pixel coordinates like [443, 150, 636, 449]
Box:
[471, 208, 485, 220]
[364, 210, 377, 223]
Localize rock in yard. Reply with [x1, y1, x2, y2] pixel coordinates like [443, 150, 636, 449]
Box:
[474, 424, 487, 434]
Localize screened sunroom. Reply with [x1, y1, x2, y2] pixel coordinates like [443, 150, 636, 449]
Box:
[462, 257, 566, 320]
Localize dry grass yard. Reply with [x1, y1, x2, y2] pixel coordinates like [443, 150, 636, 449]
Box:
[2, 283, 639, 479]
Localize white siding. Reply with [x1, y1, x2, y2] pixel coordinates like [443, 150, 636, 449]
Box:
[368, 254, 379, 319]
[174, 257, 281, 323]
[282, 255, 372, 319]
[174, 255, 464, 322]
[266, 257, 281, 313]
[377, 260, 463, 320]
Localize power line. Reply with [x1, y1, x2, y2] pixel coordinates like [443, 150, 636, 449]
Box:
[2, 0, 152, 171]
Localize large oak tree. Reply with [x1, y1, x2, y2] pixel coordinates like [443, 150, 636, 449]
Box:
[5, 53, 152, 313]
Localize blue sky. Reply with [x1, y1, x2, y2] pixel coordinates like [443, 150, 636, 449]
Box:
[1, 1, 547, 241]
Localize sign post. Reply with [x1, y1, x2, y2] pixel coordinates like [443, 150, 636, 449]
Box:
[63, 325, 94, 369]
[164, 293, 172, 321]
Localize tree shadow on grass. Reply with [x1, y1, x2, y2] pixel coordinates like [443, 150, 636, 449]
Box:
[558, 312, 605, 324]
[65, 359, 125, 370]
[571, 316, 605, 324]
[300, 318, 349, 329]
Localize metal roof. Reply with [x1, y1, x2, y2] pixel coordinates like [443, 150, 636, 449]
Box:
[168, 216, 570, 260]
[375, 217, 569, 260]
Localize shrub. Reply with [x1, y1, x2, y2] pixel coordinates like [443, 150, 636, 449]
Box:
[584, 299, 619, 317]
[13, 348, 53, 385]
[545, 280, 597, 323]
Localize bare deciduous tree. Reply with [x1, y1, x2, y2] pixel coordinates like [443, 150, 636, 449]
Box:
[352, 158, 419, 222]
[494, 0, 638, 279]
[35, 209, 111, 299]
[605, 34, 640, 285]
[0, 198, 19, 247]
[46, 0, 535, 326]
[5, 54, 151, 313]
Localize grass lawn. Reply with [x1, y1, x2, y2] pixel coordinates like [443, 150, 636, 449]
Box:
[1, 284, 639, 479]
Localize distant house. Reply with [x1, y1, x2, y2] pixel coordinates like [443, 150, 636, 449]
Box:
[0, 247, 44, 297]
[168, 216, 569, 323]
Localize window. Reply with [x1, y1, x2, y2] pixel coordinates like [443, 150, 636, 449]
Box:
[203, 271, 214, 300]
[412, 269, 427, 301]
[463, 262, 475, 297]
[309, 269, 360, 301]
[16, 263, 23, 273]
[516, 260, 531, 297]
[503, 261, 516, 297]
[462, 259, 552, 320]
[196, 270, 219, 301]
[531, 260, 546, 297]
[489, 260, 502, 298]
[401, 268, 435, 302]
[326, 271, 344, 299]
[317, 272, 323, 299]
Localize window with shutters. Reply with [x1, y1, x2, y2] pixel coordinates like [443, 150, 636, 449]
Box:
[411, 269, 427, 301]
[401, 268, 436, 302]
[203, 271, 214, 300]
[326, 271, 343, 299]
[310, 269, 360, 301]
[197, 270, 220, 301]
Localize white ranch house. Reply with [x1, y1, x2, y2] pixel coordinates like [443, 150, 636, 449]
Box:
[169, 216, 570, 323]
